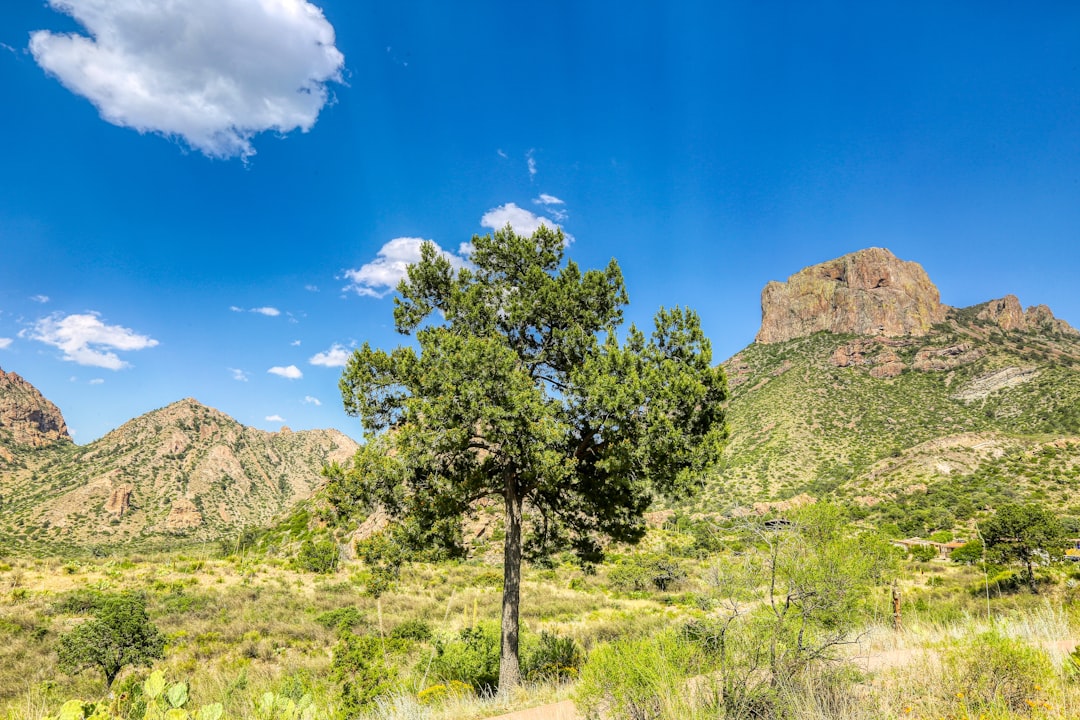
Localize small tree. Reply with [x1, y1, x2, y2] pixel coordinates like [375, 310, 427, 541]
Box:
[982, 503, 1065, 594]
[333, 225, 727, 692]
[57, 591, 165, 689]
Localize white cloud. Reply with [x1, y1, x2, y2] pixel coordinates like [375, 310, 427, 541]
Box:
[497, 149, 508, 159]
[31, 294, 50, 304]
[527, 149, 537, 177]
[343, 237, 468, 298]
[29, 0, 344, 160]
[309, 343, 350, 367]
[291, 339, 301, 346]
[480, 203, 570, 241]
[229, 306, 244, 312]
[229, 368, 249, 382]
[303, 395, 322, 406]
[534, 193, 564, 206]
[26, 312, 158, 370]
[251, 307, 281, 317]
[89, 378, 104, 385]
[268, 365, 302, 379]
[266, 414, 286, 423]
[304, 284, 319, 292]
[0, 338, 12, 350]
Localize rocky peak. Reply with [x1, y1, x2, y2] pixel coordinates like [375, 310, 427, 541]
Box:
[975, 295, 1078, 336]
[756, 248, 947, 344]
[0, 367, 71, 447]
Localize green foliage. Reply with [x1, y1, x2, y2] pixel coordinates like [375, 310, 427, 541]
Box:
[608, 553, 687, 593]
[909, 544, 937, 562]
[522, 631, 584, 683]
[56, 592, 165, 689]
[432, 622, 502, 695]
[330, 631, 395, 717]
[942, 630, 1053, 712]
[294, 537, 337, 574]
[389, 618, 431, 641]
[314, 606, 365, 631]
[335, 225, 727, 691]
[950, 539, 983, 564]
[982, 502, 1066, 593]
[575, 631, 699, 720]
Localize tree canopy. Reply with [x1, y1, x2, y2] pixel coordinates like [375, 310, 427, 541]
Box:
[982, 502, 1065, 593]
[333, 225, 728, 691]
[57, 591, 165, 689]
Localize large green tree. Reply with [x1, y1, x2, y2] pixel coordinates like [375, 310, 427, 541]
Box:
[57, 591, 165, 689]
[982, 502, 1065, 593]
[334, 225, 727, 691]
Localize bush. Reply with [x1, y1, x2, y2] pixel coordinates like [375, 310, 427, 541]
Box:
[608, 554, 686, 593]
[315, 606, 365, 631]
[331, 631, 395, 716]
[575, 632, 699, 720]
[943, 630, 1053, 712]
[390, 618, 432, 641]
[523, 631, 584, 683]
[295, 538, 338, 574]
[432, 622, 501, 695]
[909, 544, 937, 562]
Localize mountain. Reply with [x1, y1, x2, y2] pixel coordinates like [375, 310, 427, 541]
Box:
[0, 372, 358, 552]
[701, 248, 1080, 534]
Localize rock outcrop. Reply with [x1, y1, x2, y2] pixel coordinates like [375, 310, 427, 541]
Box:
[756, 248, 947, 344]
[756, 249, 950, 345]
[976, 295, 1078, 336]
[0, 367, 71, 447]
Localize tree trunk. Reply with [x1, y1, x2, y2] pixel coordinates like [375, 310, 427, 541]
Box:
[499, 483, 523, 695]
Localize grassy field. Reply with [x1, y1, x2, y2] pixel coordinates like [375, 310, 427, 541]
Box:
[4, 514, 1080, 720]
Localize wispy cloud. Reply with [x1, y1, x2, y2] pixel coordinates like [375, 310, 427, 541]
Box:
[29, 0, 344, 160]
[25, 312, 157, 370]
[290, 340, 301, 346]
[89, 378, 104, 385]
[497, 149, 508, 159]
[268, 365, 302, 380]
[534, 194, 564, 206]
[304, 284, 319, 292]
[266, 414, 286, 423]
[309, 344, 350, 368]
[343, 238, 468, 298]
[229, 368, 249, 382]
[303, 395, 322, 406]
[526, 149, 537, 178]
[30, 294, 50, 304]
[250, 307, 280, 317]
[0, 338, 12, 350]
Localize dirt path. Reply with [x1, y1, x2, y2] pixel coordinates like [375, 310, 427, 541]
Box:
[483, 700, 580, 720]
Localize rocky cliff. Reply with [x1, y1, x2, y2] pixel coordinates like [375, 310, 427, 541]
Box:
[0, 367, 71, 450]
[756, 248, 948, 343]
[975, 294, 1078, 336]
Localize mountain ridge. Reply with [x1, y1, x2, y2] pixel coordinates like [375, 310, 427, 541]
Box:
[0, 374, 358, 552]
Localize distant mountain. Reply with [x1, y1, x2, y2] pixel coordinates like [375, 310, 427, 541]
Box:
[0, 372, 358, 552]
[701, 248, 1080, 534]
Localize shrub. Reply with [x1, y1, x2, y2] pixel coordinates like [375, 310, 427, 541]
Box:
[315, 606, 365, 631]
[432, 622, 501, 695]
[523, 631, 584, 683]
[943, 629, 1053, 711]
[574, 632, 698, 720]
[390, 618, 432, 641]
[331, 631, 395, 716]
[608, 554, 686, 593]
[295, 538, 337, 574]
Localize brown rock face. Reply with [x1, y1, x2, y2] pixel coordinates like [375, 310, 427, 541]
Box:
[975, 295, 1079, 336]
[756, 248, 947, 344]
[104, 484, 134, 517]
[0, 367, 71, 447]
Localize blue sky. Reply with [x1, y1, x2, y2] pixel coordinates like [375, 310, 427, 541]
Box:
[1, 1, 1078, 443]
